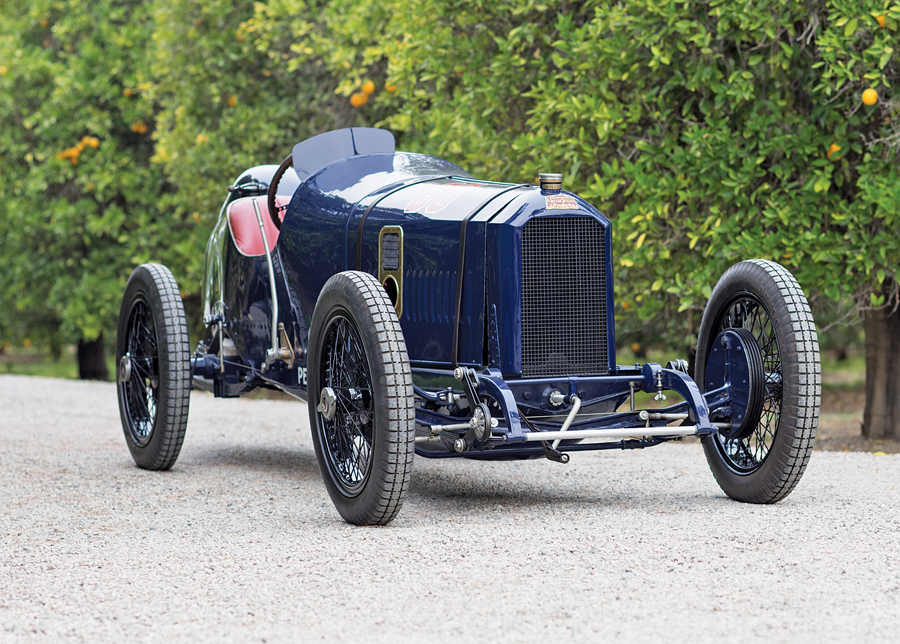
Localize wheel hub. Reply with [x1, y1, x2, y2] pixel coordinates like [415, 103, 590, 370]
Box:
[704, 328, 766, 440]
[317, 387, 337, 420]
[118, 353, 132, 384]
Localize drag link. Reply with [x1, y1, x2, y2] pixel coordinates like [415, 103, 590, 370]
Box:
[551, 395, 582, 450]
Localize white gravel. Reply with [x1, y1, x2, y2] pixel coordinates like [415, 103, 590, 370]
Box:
[1, 374, 898, 643]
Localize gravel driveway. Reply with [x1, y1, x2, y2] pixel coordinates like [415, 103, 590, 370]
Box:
[1, 374, 898, 643]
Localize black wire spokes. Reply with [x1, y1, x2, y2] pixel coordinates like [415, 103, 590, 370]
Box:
[123, 299, 159, 446]
[319, 315, 374, 494]
[715, 296, 782, 472]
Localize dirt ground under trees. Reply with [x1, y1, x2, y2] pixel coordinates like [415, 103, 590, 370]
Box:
[816, 389, 898, 453]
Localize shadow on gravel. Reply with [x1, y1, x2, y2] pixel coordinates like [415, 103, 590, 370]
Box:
[407, 469, 713, 511]
[186, 446, 321, 480]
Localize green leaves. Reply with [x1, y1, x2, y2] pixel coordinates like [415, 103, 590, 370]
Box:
[0, 0, 175, 345]
[1, 0, 898, 353]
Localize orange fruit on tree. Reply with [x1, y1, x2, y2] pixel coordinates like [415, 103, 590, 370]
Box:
[361, 80, 375, 96]
[862, 88, 878, 106]
[876, 15, 886, 28]
[350, 92, 368, 108]
[827, 143, 841, 160]
[385, 82, 397, 93]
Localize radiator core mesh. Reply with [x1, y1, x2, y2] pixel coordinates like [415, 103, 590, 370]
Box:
[520, 217, 609, 377]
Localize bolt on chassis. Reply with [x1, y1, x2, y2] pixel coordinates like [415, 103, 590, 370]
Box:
[116, 128, 821, 525]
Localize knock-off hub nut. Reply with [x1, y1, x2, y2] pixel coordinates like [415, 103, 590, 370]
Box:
[318, 387, 337, 420]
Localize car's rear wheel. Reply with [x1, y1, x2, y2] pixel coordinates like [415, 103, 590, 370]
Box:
[696, 259, 820, 503]
[116, 264, 190, 470]
[308, 271, 415, 525]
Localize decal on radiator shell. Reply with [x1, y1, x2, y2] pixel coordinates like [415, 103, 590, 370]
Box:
[544, 194, 578, 210]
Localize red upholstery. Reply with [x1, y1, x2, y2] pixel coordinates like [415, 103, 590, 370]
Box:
[227, 196, 290, 257]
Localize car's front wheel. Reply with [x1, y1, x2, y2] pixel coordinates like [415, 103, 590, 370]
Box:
[308, 271, 415, 526]
[696, 259, 820, 503]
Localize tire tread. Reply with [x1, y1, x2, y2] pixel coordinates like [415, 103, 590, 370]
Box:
[698, 259, 820, 503]
[309, 271, 414, 525]
[116, 263, 190, 471]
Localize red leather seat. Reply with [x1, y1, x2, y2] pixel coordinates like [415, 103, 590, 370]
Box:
[227, 196, 290, 257]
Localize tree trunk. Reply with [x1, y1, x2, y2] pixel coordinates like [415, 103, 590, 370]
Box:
[77, 334, 109, 381]
[862, 304, 900, 439]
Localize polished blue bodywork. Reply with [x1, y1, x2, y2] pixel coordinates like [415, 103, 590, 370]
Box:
[195, 128, 740, 459]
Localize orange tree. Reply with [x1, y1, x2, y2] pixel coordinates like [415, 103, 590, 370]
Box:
[0, 0, 193, 378]
[253, 0, 900, 436]
[0, 0, 352, 376]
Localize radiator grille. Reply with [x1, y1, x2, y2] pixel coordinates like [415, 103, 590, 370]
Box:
[520, 217, 608, 377]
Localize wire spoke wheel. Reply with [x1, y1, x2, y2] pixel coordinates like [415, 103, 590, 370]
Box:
[319, 315, 375, 495]
[696, 260, 820, 504]
[121, 298, 160, 447]
[116, 264, 190, 471]
[308, 271, 415, 526]
[712, 295, 781, 472]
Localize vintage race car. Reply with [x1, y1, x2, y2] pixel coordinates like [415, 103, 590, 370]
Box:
[116, 128, 821, 525]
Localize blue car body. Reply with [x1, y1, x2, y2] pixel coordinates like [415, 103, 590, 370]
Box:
[195, 127, 726, 460]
